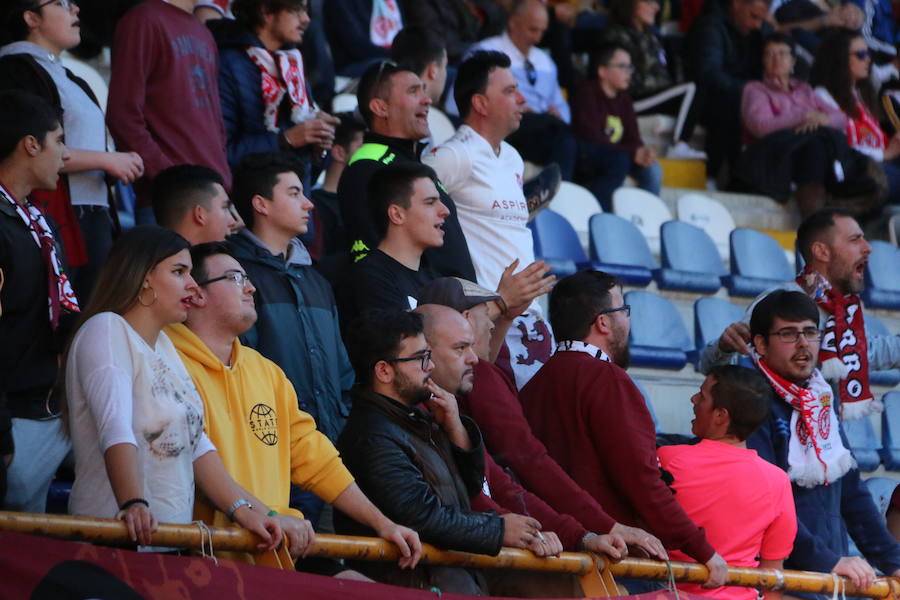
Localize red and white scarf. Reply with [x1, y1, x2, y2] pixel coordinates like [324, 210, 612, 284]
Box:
[754, 353, 854, 487]
[796, 267, 878, 419]
[245, 47, 317, 133]
[370, 0, 402, 48]
[0, 182, 78, 329]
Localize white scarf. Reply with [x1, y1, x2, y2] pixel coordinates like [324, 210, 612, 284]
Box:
[555, 340, 610, 362]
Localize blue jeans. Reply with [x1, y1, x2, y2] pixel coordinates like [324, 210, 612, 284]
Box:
[3, 417, 70, 512]
[579, 142, 663, 211]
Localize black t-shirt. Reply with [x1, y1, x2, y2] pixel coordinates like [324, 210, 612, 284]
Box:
[310, 188, 346, 258]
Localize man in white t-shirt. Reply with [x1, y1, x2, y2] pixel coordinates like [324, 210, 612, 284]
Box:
[424, 50, 554, 389]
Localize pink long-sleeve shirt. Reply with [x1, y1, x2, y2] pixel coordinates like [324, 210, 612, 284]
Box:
[741, 77, 846, 141]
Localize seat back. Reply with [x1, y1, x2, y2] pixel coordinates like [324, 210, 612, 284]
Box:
[730, 228, 793, 281]
[588, 213, 657, 269]
[551, 181, 601, 250]
[531, 209, 589, 263]
[880, 391, 900, 469]
[661, 221, 726, 275]
[612, 187, 672, 255]
[693, 297, 744, 353]
[631, 378, 662, 434]
[866, 241, 900, 293]
[844, 417, 881, 472]
[676, 193, 736, 260]
[428, 108, 456, 146]
[332, 93, 358, 113]
[625, 290, 692, 369]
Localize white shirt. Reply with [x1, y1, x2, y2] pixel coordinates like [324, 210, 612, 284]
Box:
[67, 313, 215, 530]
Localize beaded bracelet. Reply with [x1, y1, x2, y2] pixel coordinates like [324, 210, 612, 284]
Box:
[119, 498, 149, 511]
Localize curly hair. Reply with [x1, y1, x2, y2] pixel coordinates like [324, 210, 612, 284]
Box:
[810, 28, 876, 120]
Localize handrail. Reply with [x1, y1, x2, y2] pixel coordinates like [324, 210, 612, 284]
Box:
[1, 511, 898, 599]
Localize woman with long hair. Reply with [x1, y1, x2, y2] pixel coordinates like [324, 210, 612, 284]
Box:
[66, 226, 281, 550]
[811, 28, 900, 202]
[603, 0, 705, 159]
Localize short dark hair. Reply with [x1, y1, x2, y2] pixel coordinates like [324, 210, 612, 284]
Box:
[762, 31, 795, 56]
[232, 0, 306, 31]
[549, 270, 619, 340]
[189, 241, 235, 285]
[0, 0, 38, 45]
[345, 308, 424, 386]
[796, 207, 854, 263]
[231, 152, 305, 230]
[333, 112, 366, 149]
[588, 42, 630, 80]
[0, 90, 61, 162]
[356, 60, 418, 127]
[390, 26, 447, 76]
[152, 164, 225, 230]
[749, 289, 820, 340]
[454, 50, 511, 121]
[369, 162, 439, 239]
[707, 365, 772, 441]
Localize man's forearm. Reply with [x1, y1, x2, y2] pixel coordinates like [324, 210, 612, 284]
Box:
[331, 482, 391, 531]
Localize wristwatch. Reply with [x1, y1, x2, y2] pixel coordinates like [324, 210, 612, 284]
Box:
[226, 498, 253, 521]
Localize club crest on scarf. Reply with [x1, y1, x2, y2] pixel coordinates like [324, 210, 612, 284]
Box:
[245, 47, 317, 133]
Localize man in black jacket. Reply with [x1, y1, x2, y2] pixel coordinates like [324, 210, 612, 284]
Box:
[336, 308, 553, 594]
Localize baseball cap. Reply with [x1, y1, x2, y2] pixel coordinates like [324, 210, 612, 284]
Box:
[417, 277, 502, 312]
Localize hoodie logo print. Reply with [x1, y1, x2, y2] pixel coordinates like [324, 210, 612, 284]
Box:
[249, 403, 278, 446]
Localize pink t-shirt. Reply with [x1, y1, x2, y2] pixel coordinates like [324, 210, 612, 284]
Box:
[658, 440, 797, 600]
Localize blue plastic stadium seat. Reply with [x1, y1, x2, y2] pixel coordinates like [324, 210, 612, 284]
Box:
[528, 209, 596, 278]
[46, 480, 72, 515]
[879, 391, 900, 469]
[844, 416, 881, 472]
[863, 314, 900, 386]
[625, 290, 692, 369]
[657, 221, 726, 293]
[691, 297, 745, 367]
[723, 228, 794, 297]
[863, 241, 900, 310]
[865, 477, 900, 518]
[631, 378, 663, 434]
[588, 213, 657, 287]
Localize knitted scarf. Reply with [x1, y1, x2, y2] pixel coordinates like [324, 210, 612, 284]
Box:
[245, 47, 317, 133]
[796, 266, 877, 419]
[0, 182, 78, 329]
[753, 353, 855, 487]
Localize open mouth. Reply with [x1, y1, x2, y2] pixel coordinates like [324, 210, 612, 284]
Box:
[180, 295, 194, 308]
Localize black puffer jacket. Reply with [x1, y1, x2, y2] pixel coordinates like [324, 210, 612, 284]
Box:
[335, 388, 503, 594]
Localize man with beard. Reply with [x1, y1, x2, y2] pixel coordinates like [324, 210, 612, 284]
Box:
[167, 242, 421, 571]
[520, 270, 728, 593]
[336, 307, 554, 594]
[701, 208, 899, 421]
[745, 290, 900, 591]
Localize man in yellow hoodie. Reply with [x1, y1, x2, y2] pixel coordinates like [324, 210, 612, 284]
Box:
[168, 241, 421, 570]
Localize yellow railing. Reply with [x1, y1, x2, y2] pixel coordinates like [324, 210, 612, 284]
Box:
[1, 511, 898, 599]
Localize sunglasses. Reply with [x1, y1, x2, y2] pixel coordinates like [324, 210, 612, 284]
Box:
[851, 49, 870, 61]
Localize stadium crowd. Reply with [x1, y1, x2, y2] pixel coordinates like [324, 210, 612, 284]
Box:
[3, 0, 900, 597]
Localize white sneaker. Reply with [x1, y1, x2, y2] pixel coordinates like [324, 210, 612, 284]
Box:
[666, 141, 708, 160]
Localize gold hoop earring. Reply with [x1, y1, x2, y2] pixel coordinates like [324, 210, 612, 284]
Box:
[138, 286, 157, 307]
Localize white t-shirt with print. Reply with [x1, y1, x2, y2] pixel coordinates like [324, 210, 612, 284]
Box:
[67, 312, 215, 528]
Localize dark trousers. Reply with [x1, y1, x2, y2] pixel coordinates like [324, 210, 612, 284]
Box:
[506, 112, 578, 181]
[70, 205, 114, 304]
[577, 142, 663, 211]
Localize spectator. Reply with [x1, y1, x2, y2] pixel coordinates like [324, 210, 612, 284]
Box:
[745, 290, 900, 589]
[658, 365, 797, 600]
[471, 0, 578, 181]
[687, 0, 772, 181]
[769, 0, 862, 58]
[229, 152, 353, 525]
[309, 113, 364, 261]
[337, 307, 552, 594]
[812, 28, 900, 203]
[424, 50, 555, 388]
[152, 165, 236, 245]
[572, 43, 663, 211]
[0, 0, 144, 301]
[390, 26, 448, 106]
[213, 0, 340, 189]
[65, 226, 281, 551]
[106, 0, 230, 225]
[520, 270, 728, 593]
[324, 0, 402, 77]
[845, 0, 900, 81]
[337, 61, 476, 281]
[602, 0, 706, 159]
[404, 0, 506, 64]
[0, 90, 77, 512]
[699, 208, 898, 421]
[195, 0, 232, 20]
[417, 276, 667, 559]
[169, 241, 421, 569]
[735, 33, 847, 214]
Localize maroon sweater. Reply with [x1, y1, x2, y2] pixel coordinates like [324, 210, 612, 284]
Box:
[107, 0, 231, 203]
[571, 79, 642, 158]
[458, 360, 616, 535]
[520, 351, 715, 563]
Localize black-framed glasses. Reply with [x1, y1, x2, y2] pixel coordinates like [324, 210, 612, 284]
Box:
[198, 271, 253, 289]
[32, 0, 77, 11]
[598, 304, 631, 317]
[382, 349, 432, 371]
[851, 49, 870, 61]
[524, 59, 537, 86]
[768, 327, 821, 344]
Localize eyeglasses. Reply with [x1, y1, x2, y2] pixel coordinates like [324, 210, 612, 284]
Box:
[768, 327, 822, 344]
[32, 0, 77, 11]
[524, 59, 538, 86]
[598, 304, 631, 317]
[608, 63, 635, 72]
[197, 271, 253, 289]
[383, 349, 432, 371]
[851, 49, 870, 61]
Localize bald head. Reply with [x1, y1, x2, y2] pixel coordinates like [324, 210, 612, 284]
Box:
[415, 304, 478, 394]
[508, 0, 548, 53]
